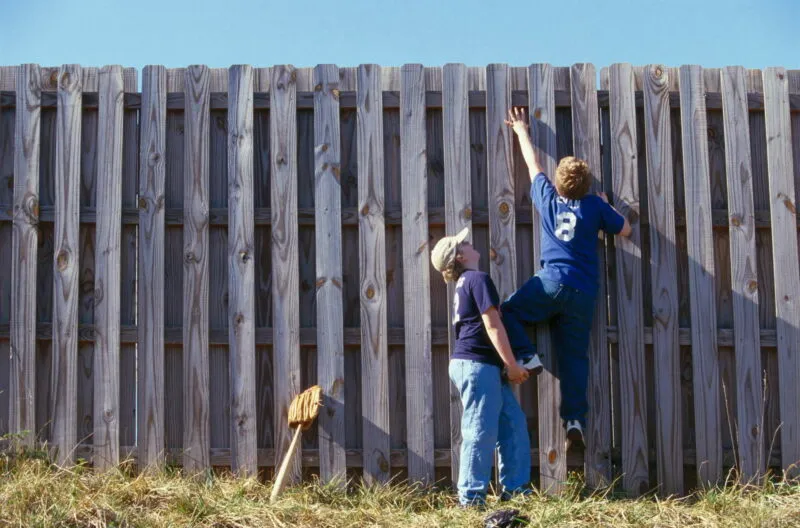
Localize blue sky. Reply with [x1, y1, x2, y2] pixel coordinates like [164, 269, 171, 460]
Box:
[1, 0, 797, 71]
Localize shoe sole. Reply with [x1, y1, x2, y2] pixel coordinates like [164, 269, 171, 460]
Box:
[566, 429, 585, 451]
[527, 365, 544, 376]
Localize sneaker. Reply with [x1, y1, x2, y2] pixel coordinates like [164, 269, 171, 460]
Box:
[518, 354, 544, 376]
[565, 420, 585, 451]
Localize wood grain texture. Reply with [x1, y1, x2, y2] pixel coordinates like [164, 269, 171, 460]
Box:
[313, 64, 346, 483]
[357, 64, 391, 484]
[570, 63, 612, 487]
[180, 65, 211, 473]
[441, 63, 472, 486]
[138, 65, 167, 469]
[609, 63, 649, 496]
[679, 65, 723, 485]
[51, 64, 82, 465]
[400, 64, 434, 484]
[642, 64, 683, 495]
[92, 65, 123, 469]
[271, 65, 302, 484]
[228, 65, 257, 475]
[762, 67, 800, 475]
[486, 64, 517, 305]
[720, 66, 764, 481]
[10, 64, 41, 446]
[528, 63, 566, 493]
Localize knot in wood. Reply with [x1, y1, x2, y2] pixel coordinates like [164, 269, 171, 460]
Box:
[239, 250, 250, 262]
[489, 248, 498, 261]
[332, 89, 340, 99]
[56, 250, 70, 272]
[463, 207, 472, 220]
[654, 66, 664, 78]
[498, 201, 510, 216]
[184, 251, 198, 264]
[746, 280, 758, 294]
[730, 214, 742, 227]
[777, 72, 785, 80]
[138, 197, 147, 209]
[751, 425, 760, 438]
[60, 72, 71, 87]
[277, 155, 286, 165]
[365, 286, 375, 299]
[361, 204, 370, 216]
[533, 108, 542, 120]
[234, 313, 245, 325]
[548, 449, 558, 464]
[321, 143, 329, 152]
[314, 83, 323, 92]
[49, 70, 59, 86]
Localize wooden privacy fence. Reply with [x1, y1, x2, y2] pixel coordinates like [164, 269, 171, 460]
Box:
[0, 63, 799, 497]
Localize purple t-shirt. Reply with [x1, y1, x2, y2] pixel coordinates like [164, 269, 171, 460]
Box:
[451, 270, 504, 368]
[531, 172, 625, 292]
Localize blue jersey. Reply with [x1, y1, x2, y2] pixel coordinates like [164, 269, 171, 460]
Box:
[451, 270, 504, 368]
[531, 172, 625, 293]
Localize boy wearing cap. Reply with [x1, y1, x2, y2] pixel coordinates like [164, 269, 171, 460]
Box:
[431, 227, 532, 507]
[502, 107, 632, 449]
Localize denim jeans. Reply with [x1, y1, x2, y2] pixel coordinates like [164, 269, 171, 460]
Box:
[500, 273, 595, 427]
[448, 358, 531, 505]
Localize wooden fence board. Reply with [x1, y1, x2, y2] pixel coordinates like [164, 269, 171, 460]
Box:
[138, 65, 167, 469]
[181, 65, 211, 473]
[271, 65, 302, 484]
[313, 64, 346, 482]
[642, 64, 683, 495]
[51, 64, 82, 465]
[763, 67, 800, 475]
[228, 65, 257, 475]
[357, 64, 391, 484]
[10, 64, 41, 446]
[720, 66, 764, 480]
[119, 68, 137, 449]
[92, 65, 123, 469]
[486, 64, 517, 311]
[527, 63, 566, 493]
[679, 65, 723, 485]
[400, 63, 434, 484]
[570, 63, 612, 487]
[442, 63, 471, 486]
[609, 63, 649, 496]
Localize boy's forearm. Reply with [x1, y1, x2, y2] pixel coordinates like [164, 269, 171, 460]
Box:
[514, 128, 544, 179]
[486, 326, 517, 367]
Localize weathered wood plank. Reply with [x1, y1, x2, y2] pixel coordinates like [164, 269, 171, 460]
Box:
[720, 66, 764, 481]
[441, 63, 471, 486]
[271, 65, 302, 484]
[357, 64, 391, 484]
[91, 65, 123, 469]
[181, 65, 211, 473]
[228, 65, 257, 475]
[400, 64, 434, 484]
[10, 64, 41, 447]
[762, 67, 800, 475]
[609, 63, 649, 496]
[313, 64, 346, 482]
[642, 64, 683, 495]
[119, 68, 137, 449]
[138, 65, 167, 469]
[51, 64, 82, 465]
[486, 64, 517, 308]
[527, 63, 566, 493]
[570, 63, 612, 487]
[679, 65, 723, 485]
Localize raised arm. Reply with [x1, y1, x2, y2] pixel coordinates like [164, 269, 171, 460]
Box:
[505, 107, 545, 180]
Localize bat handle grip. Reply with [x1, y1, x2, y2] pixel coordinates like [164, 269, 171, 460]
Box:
[270, 425, 304, 503]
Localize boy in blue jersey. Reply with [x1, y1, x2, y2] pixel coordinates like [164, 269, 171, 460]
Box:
[502, 107, 632, 449]
[431, 228, 532, 507]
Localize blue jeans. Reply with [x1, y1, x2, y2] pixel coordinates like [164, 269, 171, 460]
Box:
[501, 274, 595, 427]
[449, 359, 531, 505]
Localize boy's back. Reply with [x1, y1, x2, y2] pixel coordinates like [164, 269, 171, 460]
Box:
[531, 172, 624, 293]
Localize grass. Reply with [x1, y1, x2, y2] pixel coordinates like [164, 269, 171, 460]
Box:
[1, 443, 799, 527]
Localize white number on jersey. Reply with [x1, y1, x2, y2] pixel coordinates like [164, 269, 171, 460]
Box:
[452, 276, 466, 324]
[555, 211, 578, 241]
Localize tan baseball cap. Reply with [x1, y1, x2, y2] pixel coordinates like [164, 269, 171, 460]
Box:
[430, 227, 470, 272]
